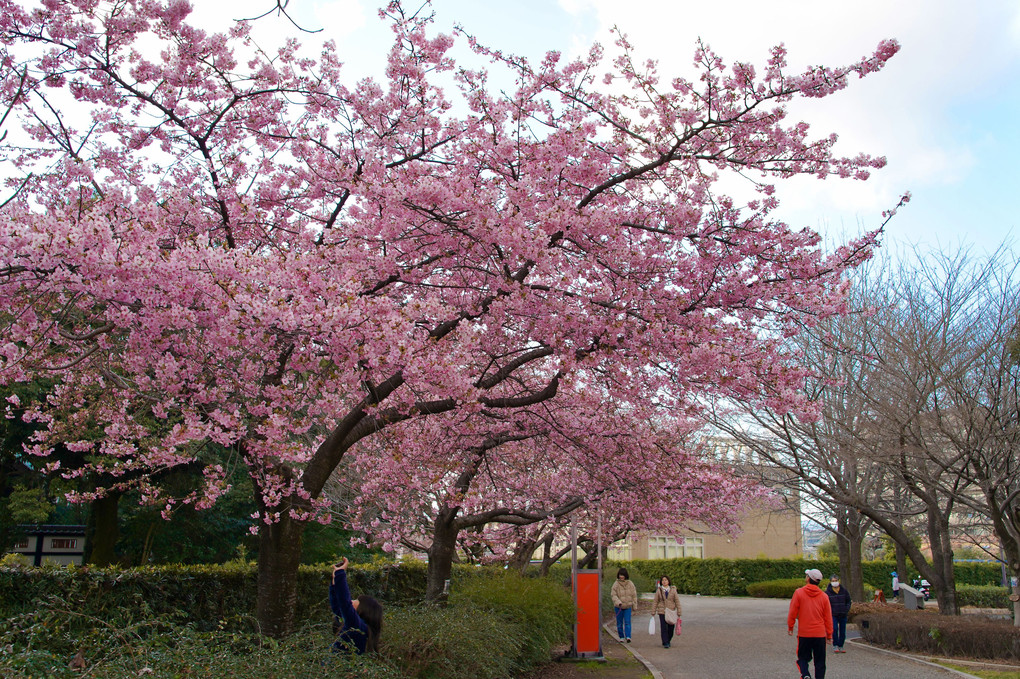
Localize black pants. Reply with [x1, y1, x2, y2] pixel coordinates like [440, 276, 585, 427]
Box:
[796, 637, 826, 679]
[657, 614, 675, 645]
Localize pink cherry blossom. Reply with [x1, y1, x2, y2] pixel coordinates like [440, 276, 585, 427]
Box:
[0, 0, 897, 636]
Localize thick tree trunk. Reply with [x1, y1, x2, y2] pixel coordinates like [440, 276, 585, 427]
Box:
[256, 513, 306, 638]
[845, 518, 866, 602]
[85, 491, 120, 566]
[508, 537, 539, 575]
[425, 510, 459, 603]
[926, 507, 959, 615]
[833, 508, 867, 601]
[894, 540, 907, 589]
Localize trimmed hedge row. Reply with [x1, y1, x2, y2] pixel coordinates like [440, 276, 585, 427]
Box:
[0, 559, 468, 632]
[853, 607, 1020, 660]
[745, 577, 875, 600]
[616, 557, 1003, 597]
[957, 584, 1014, 609]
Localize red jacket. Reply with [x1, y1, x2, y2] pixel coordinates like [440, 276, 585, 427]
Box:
[788, 584, 833, 639]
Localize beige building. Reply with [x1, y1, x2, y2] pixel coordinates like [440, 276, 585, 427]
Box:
[608, 438, 802, 561]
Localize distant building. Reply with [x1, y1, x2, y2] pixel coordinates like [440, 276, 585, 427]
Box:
[7, 525, 87, 566]
[802, 525, 829, 558]
[608, 438, 802, 560]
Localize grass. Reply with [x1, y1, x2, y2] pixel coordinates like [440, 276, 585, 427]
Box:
[938, 662, 1020, 678]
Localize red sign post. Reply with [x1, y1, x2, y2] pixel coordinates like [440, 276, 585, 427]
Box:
[566, 523, 604, 660]
[573, 569, 603, 657]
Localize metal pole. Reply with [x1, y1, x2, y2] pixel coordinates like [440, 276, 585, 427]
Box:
[571, 522, 579, 654]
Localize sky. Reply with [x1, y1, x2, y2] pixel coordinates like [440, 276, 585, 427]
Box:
[189, 0, 1020, 256]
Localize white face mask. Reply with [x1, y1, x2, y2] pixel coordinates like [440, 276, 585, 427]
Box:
[831, 581, 840, 587]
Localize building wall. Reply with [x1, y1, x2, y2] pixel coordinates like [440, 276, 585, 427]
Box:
[8, 532, 85, 566]
[608, 439, 803, 561]
[610, 503, 801, 561]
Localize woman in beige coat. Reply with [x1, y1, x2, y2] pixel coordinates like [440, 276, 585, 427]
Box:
[610, 567, 638, 642]
[652, 575, 681, 648]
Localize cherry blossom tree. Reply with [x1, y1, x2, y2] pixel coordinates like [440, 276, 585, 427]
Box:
[346, 384, 767, 600]
[0, 0, 898, 635]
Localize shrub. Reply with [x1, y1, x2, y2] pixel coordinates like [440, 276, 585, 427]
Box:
[853, 608, 1020, 660]
[614, 557, 1003, 597]
[0, 565, 574, 679]
[381, 603, 535, 679]
[451, 571, 574, 668]
[0, 603, 402, 679]
[957, 584, 1012, 609]
[0, 559, 430, 633]
[746, 578, 808, 598]
[746, 578, 875, 601]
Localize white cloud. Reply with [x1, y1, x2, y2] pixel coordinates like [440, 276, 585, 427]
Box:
[552, 0, 1020, 241]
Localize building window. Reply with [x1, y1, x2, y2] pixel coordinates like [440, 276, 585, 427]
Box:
[648, 536, 681, 559]
[648, 536, 703, 559]
[679, 537, 704, 559]
[51, 538, 77, 549]
[607, 540, 632, 561]
[14, 539, 29, 550]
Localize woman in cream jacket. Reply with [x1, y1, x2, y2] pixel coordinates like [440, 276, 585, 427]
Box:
[652, 575, 681, 648]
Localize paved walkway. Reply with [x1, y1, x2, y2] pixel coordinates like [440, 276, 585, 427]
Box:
[611, 596, 973, 679]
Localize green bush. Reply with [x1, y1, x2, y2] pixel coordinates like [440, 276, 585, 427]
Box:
[745, 578, 875, 601]
[956, 584, 1013, 609]
[746, 578, 809, 598]
[451, 571, 574, 668]
[0, 559, 431, 632]
[0, 602, 402, 679]
[0, 565, 575, 679]
[615, 557, 1003, 597]
[854, 608, 1020, 660]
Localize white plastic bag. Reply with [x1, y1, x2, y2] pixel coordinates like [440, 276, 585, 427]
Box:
[648, 615, 656, 635]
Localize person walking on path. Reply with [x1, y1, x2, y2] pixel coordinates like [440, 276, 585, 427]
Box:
[652, 575, 682, 648]
[825, 574, 852, 653]
[329, 557, 383, 655]
[788, 568, 832, 679]
[611, 567, 639, 643]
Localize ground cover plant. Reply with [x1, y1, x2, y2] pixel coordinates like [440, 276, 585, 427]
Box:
[0, 566, 573, 679]
[938, 663, 1020, 679]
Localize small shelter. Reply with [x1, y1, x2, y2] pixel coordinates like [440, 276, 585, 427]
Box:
[8, 525, 87, 566]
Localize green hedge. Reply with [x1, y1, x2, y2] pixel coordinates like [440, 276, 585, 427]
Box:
[745, 578, 876, 600]
[615, 558, 1003, 597]
[745, 578, 813, 598]
[0, 559, 458, 632]
[0, 568, 574, 679]
[855, 608, 1020, 660]
[957, 584, 1013, 609]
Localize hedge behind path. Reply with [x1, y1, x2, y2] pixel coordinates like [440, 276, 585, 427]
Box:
[617, 557, 1003, 596]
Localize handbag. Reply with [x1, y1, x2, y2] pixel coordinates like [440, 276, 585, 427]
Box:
[664, 607, 678, 625]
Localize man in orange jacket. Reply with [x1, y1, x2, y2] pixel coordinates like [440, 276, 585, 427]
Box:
[788, 568, 833, 679]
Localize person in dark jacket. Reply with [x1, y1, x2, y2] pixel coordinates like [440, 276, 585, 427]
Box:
[825, 574, 852, 653]
[329, 557, 383, 654]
